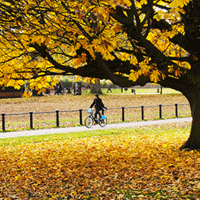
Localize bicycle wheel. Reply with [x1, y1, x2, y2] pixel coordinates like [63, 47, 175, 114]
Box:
[85, 116, 94, 128]
[99, 117, 107, 127]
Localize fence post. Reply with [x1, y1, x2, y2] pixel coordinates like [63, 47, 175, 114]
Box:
[79, 109, 83, 125]
[29, 111, 33, 129]
[2, 113, 5, 132]
[159, 104, 162, 119]
[141, 105, 144, 120]
[56, 110, 59, 127]
[122, 107, 125, 122]
[175, 103, 178, 118]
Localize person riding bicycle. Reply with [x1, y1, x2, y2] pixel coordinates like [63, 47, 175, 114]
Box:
[90, 94, 107, 124]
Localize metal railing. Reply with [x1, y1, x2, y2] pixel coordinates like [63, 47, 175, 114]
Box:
[1, 103, 190, 132]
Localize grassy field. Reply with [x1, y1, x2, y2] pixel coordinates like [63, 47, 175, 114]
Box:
[84, 88, 181, 95]
[1, 122, 200, 199]
[0, 91, 190, 131]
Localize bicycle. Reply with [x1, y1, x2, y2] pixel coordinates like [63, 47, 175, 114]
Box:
[85, 108, 107, 128]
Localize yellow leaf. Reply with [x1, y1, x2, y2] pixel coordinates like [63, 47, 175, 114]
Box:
[174, 68, 182, 77]
[168, 65, 174, 73]
[140, 0, 147, 5]
[46, 76, 51, 82]
[130, 57, 138, 65]
[22, 91, 31, 98]
[6, 79, 16, 87]
[91, 78, 97, 84]
[129, 70, 139, 82]
[74, 58, 82, 66]
[75, 76, 82, 82]
[169, 0, 191, 8]
[150, 70, 160, 83]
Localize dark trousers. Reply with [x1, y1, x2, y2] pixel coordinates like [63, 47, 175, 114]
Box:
[94, 109, 102, 120]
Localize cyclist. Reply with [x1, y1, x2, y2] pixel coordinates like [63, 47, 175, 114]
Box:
[90, 94, 107, 124]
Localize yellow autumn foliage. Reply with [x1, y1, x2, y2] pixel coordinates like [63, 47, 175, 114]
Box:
[0, 0, 193, 90]
[169, 0, 191, 8]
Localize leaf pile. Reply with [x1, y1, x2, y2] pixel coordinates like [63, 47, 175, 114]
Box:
[0, 131, 200, 199]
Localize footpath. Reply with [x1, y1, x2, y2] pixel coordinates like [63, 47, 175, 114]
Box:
[0, 117, 192, 139]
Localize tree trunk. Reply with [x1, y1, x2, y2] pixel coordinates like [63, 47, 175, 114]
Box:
[180, 87, 200, 150]
[90, 79, 103, 94]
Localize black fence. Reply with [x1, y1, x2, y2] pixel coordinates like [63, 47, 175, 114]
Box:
[1, 103, 191, 132]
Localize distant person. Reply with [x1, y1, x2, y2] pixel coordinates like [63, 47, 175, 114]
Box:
[107, 84, 112, 93]
[76, 85, 81, 95]
[45, 88, 50, 95]
[90, 94, 107, 123]
[66, 87, 71, 94]
[55, 82, 63, 95]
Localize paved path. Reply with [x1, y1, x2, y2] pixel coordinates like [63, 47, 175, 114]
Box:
[0, 117, 192, 139]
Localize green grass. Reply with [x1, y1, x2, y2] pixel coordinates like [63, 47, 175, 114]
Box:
[0, 128, 121, 146]
[99, 88, 181, 94]
[82, 88, 181, 95]
[0, 123, 191, 147]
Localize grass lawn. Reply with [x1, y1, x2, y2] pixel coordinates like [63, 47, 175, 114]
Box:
[1, 122, 200, 199]
[99, 87, 181, 95]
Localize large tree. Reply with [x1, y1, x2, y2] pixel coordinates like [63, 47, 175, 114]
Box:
[0, 0, 200, 150]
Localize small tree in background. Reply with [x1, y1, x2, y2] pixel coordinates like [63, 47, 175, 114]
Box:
[90, 79, 103, 94]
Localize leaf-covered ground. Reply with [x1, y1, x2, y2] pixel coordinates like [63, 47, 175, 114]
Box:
[0, 126, 200, 199]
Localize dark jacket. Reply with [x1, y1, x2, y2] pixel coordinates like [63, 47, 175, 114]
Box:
[90, 97, 105, 111]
